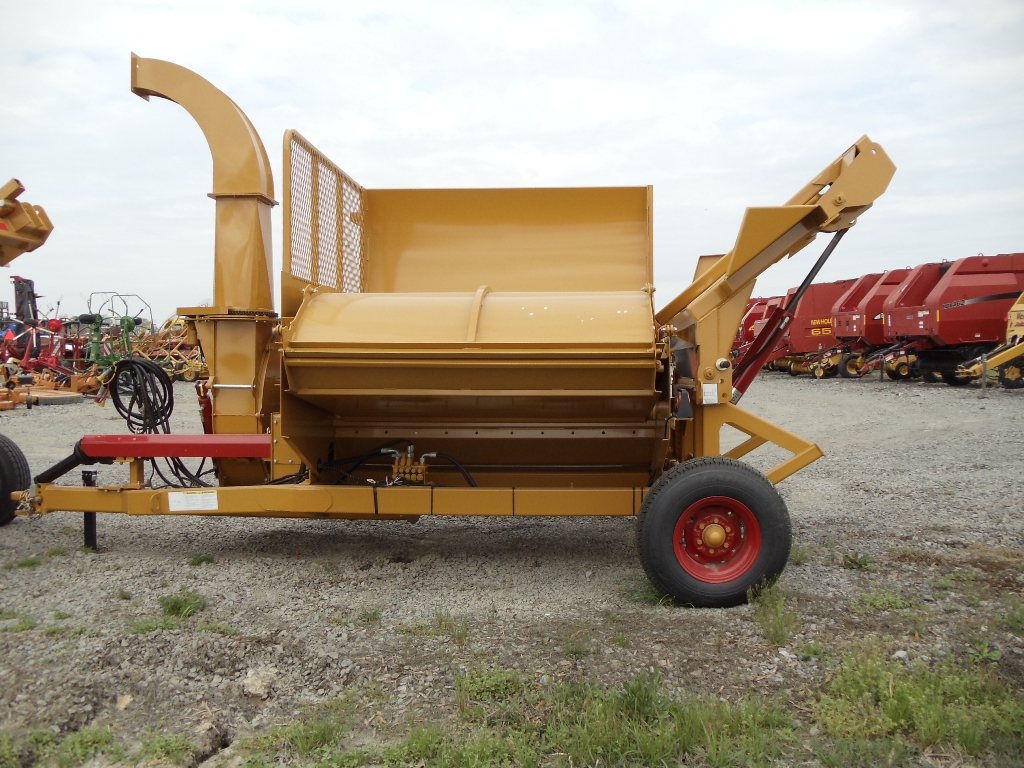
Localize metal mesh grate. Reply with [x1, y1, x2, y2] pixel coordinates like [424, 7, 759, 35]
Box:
[285, 131, 364, 293]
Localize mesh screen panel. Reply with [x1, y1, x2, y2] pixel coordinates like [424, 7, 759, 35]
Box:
[285, 132, 364, 292]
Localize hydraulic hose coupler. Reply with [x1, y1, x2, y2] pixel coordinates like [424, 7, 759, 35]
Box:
[32, 440, 110, 485]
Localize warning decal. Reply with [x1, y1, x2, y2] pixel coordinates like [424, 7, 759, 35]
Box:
[168, 491, 219, 512]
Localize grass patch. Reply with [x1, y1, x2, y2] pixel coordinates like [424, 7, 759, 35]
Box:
[435, 609, 471, 647]
[116, 588, 131, 600]
[625, 579, 673, 607]
[16, 556, 42, 569]
[852, 589, 912, 613]
[53, 610, 72, 620]
[45, 547, 68, 557]
[139, 732, 195, 763]
[1000, 595, 1024, 633]
[392, 672, 794, 767]
[797, 638, 827, 660]
[188, 553, 215, 566]
[247, 703, 352, 763]
[197, 620, 239, 636]
[8, 616, 37, 632]
[965, 545, 1024, 573]
[750, 581, 797, 646]
[158, 590, 207, 618]
[0, 732, 17, 768]
[814, 736, 915, 768]
[457, 667, 523, 703]
[129, 615, 180, 634]
[560, 628, 592, 659]
[889, 545, 944, 567]
[610, 633, 628, 647]
[360, 606, 382, 624]
[816, 642, 1024, 756]
[55, 726, 121, 768]
[790, 542, 811, 566]
[842, 551, 874, 570]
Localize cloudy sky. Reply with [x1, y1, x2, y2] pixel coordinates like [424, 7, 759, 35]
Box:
[4, 1, 1023, 321]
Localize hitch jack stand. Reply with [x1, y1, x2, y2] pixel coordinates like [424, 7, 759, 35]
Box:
[82, 470, 98, 551]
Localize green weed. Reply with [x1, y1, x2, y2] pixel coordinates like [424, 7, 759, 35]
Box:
[129, 615, 180, 634]
[433, 609, 471, 648]
[842, 551, 874, 570]
[852, 589, 911, 613]
[1000, 595, 1024, 633]
[626, 579, 673, 606]
[188, 553, 215, 566]
[116, 588, 131, 600]
[158, 590, 207, 618]
[392, 673, 793, 767]
[139, 733, 194, 763]
[966, 636, 1001, 662]
[16, 556, 42, 569]
[749, 581, 798, 646]
[9, 617, 37, 632]
[247, 703, 352, 763]
[790, 542, 811, 566]
[55, 726, 121, 768]
[0, 733, 17, 768]
[815, 642, 1024, 755]
[45, 547, 68, 557]
[197, 620, 239, 636]
[797, 638, 827, 660]
[359, 606, 382, 624]
[457, 667, 523, 703]
[560, 628, 592, 659]
[815, 736, 915, 768]
[610, 633, 628, 647]
[53, 610, 72, 620]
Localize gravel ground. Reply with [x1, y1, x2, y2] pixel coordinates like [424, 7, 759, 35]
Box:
[1, 374, 1022, 763]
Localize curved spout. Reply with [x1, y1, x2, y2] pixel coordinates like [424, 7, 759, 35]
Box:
[132, 53, 276, 312]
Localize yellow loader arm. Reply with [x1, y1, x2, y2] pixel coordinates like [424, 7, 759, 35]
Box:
[0, 179, 54, 266]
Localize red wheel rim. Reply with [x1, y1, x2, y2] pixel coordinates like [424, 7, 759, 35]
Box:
[672, 496, 762, 584]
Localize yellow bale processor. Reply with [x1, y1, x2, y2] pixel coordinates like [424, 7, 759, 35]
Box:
[0, 55, 896, 606]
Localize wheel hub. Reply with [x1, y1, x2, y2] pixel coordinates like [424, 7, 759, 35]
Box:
[683, 507, 741, 563]
[701, 522, 727, 548]
[671, 495, 764, 585]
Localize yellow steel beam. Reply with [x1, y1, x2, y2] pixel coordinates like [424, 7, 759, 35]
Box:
[21, 483, 641, 517]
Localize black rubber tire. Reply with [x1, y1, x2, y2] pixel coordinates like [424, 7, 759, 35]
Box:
[838, 353, 861, 379]
[636, 457, 791, 608]
[0, 434, 31, 526]
[886, 361, 911, 380]
[922, 370, 940, 384]
[824, 364, 840, 378]
[998, 358, 1024, 389]
[941, 370, 972, 387]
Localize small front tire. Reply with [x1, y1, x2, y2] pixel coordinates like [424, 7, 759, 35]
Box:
[998, 358, 1024, 389]
[636, 457, 791, 608]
